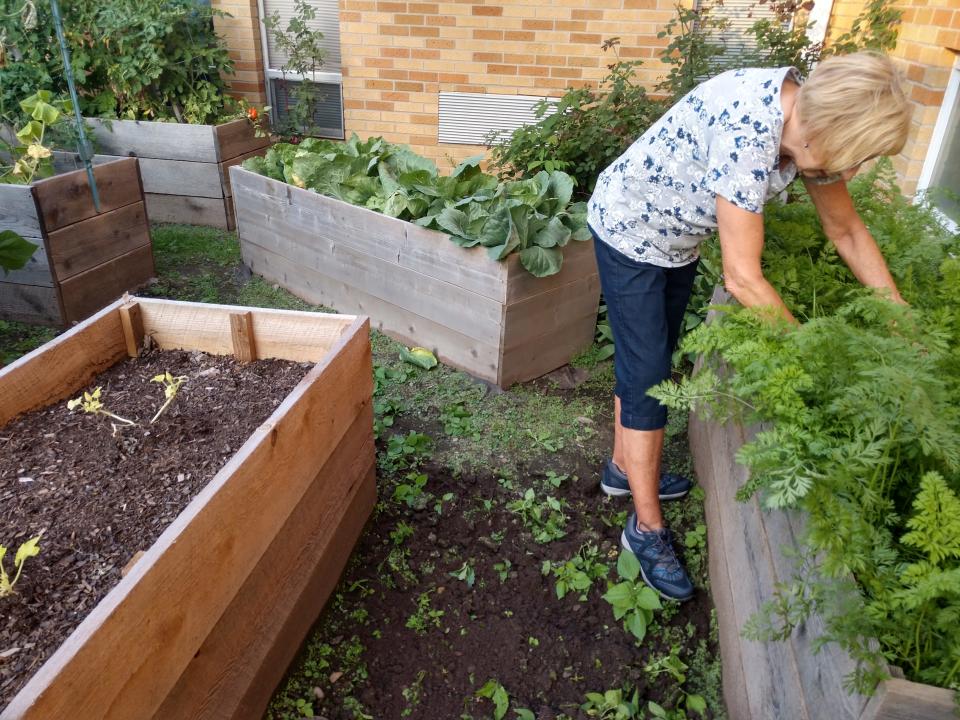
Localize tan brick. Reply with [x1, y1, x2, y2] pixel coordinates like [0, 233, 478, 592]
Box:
[473, 29, 504, 40]
[504, 53, 536, 64]
[552, 67, 583, 78]
[366, 100, 395, 110]
[518, 65, 550, 76]
[382, 47, 412, 58]
[427, 14, 458, 25]
[488, 64, 519, 74]
[572, 9, 604, 20]
[569, 33, 602, 44]
[365, 79, 394, 89]
[378, 1, 408, 10]
[382, 25, 412, 35]
[409, 2, 439, 11]
[474, 52, 504, 62]
[472, 5, 504, 16]
[427, 38, 457, 48]
[411, 26, 440, 36]
[396, 14, 425, 24]
[412, 48, 442, 59]
[910, 84, 946, 106]
[535, 54, 566, 65]
[340, 11, 363, 21]
[522, 19, 554, 30]
[381, 68, 410, 79]
[556, 20, 588, 31]
[411, 71, 440, 81]
[438, 72, 470, 82]
[396, 81, 426, 91]
[366, 57, 395, 68]
[411, 113, 439, 125]
[504, 30, 535, 41]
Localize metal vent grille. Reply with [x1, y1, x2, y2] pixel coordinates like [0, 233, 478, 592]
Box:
[270, 78, 344, 139]
[438, 92, 558, 146]
[261, 0, 342, 71]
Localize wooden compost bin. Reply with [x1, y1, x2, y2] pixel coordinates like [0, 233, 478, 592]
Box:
[689, 291, 957, 720]
[229, 166, 602, 388]
[55, 117, 270, 229]
[0, 296, 377, 720]
[0, 157, 155, 327]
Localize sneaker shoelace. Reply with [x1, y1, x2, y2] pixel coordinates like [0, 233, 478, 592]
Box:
[650, 529, 683, 575]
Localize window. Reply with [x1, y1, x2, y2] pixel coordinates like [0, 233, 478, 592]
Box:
[918, 57, 960, 229]
[257, 0, 344, 138]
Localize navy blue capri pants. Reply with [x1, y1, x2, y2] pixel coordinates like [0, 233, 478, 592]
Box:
[591, 228, 700, 431]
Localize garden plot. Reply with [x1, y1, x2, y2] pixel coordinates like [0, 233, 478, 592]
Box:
[0, 297, 375, 720]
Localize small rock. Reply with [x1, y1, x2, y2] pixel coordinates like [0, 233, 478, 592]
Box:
[17, 477, 34, 483]
[328, 671, 344, 684]
[198, 367, 221, 377]
[574, 416, 595, 425]
[478, 536, 500, 553]
[312, 686, 325, 701]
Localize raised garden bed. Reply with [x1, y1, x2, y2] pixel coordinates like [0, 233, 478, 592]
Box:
[687, 291, 958, 720]
[229, 166, 601, 388]
[0, 296, 376, 720]
[0, 157, 155, 327]
[54, 118, 270, 230]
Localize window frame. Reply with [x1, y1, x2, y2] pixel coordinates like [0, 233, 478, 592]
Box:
[916, 55, 960, 232]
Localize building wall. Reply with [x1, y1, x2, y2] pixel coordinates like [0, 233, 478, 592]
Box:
[337, 0, 688, 165]
[212, 0, 269, 105]
[827, 0, 960, 195]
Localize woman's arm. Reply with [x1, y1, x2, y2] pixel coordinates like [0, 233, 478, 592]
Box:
[716, 196, 797, 323]
[802, 177, 906, 303]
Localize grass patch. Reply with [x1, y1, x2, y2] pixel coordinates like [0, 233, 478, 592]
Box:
[0, 321, 56, 365]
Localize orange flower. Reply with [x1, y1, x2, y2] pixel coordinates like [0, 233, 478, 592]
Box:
[247, 107, 258, 121]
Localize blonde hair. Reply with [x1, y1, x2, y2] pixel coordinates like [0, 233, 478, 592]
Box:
[796, 51, 911, 174]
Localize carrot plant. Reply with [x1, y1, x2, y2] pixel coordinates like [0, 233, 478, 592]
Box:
[651, 161, 960, 693]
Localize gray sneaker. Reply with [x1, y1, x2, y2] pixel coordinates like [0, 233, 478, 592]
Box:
[600, 459, 692, 500]
[621, 513, 694, 602]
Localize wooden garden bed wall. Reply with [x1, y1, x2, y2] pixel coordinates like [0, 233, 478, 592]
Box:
[230, 166, 601, 388]
[688, 290, 957, 720]
[0, 158, 154, 327]
[55, 118, 270, 230]
[0, 297, 376, 720]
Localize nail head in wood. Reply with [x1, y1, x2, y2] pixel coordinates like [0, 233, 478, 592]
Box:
[230, 311, 257, 363]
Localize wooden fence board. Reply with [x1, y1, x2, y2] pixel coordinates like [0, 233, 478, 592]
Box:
[54, 153, 223, 198]
[85, 119, 218, 163]
[46, 202, 150, 281]
[0, 300, 126, 425]
[241, 241, 502, 382]
[0, 282, 60, 326]
[504, 238, 599, 303]
[33, 158, 142, 232]
[136, 297, 354, 362]
[146, 194, 230, 229]
[860, 678, 957, 720]
[501, 272, 600, 350]
[59, 245, 155, 325]
[213, 118, 271, 162]
[1, 317, 371, 720]
[238, 211, 504, 346]
[154, 405, 376, 720]
[1, 242, 53, 287]
[0, 184, 42, 237]
[219, 149, 269, 199]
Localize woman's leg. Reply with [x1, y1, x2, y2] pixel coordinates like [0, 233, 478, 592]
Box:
[613, 396, 665, 528]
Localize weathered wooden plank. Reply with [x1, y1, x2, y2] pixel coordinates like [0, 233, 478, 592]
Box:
[231, 167, 507, 302]
[145, 194, 230, 229]
[84, 118, 219, 162]
[153, 405, 376, 720]
[1, 316, 372, 720]
[0, 241, 53, 287]
[242, 241, 501, 383]
[859, 678, 957, 720]
[238, 210, 505, 347]
[46, 201, 150, 281]
[32, 158, 142, 232]
[504, 237, 598, 303]
[497, 307, 597, 387]
[0, 300, 126, 425]
[59, 244, 155, 325]
[219, 148, 269, 198]
[229, 311, 257, 362]
[55, 151, 225, 199]
[0, 184, 42, 237]
[119, 301, 144, 358]
[213, 118, 271, 162]
[501, 272, 600, 350]
[136, 297, 354, 363]
[0, 282, 61, 326]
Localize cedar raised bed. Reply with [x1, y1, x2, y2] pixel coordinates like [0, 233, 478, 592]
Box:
[55, 117, 271, 230]
[229, 166, 602, 388]
[0, 157, 155, 327]
[688, 291, 957, 720]
[0, 296, 376, 720]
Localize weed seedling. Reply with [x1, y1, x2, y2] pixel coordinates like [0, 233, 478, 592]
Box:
[390, 521, 414, 546]
[449, 561, 476, 588]
[493, 558, 512, 582]
[67, 386, 136, 429]
[526, 427, 564, 453]
[543, 543, 609, 601]
[474, 679, 509, 720]
[580, 687, 641, 719]
[441, 402, 478, 438]
[0, 533, 42, 598]
[433, 491, 455, 515]
[400, 670, 427, 717]
[381, 431, 433, 472]
[507, 488, 568, 543]
[644, 645, 708, 718]
[393, 472, 430, 509]
[406, 590, 444, 634]
[150, 371, 188, 423]
[602, 551, 662, 642]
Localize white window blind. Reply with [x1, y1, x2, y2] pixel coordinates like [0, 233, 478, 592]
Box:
[439, 93, 559, 145]
[260, 0, 342, 72]
[699, 0, 782, 66]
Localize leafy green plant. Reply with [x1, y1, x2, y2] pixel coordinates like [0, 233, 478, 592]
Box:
[0, 533, 42, 598]
[263, 0, 327, 136]
[644, 646, 707, 719]
[0, 230, 37, 274]
[392, 471, 429, 510]
[542, 543, 609, 601]
[507, 488, 568, 543]
[602, 551, 662, 642]
[493, 558, 512, 582]
[441, 402, 478, 438]
[243, 135, 591, 277]
[449, 561, 476, 588]
[580, 687, 641, 719]
[381, 431, 432, 473]
[406, 590, 444, 634]
[1, 91, 64, 185]
[526, 428, 564, 453]
[474, 679, 510, 720]
[374, 396, 403, 440]
[400, 346, 438, 370]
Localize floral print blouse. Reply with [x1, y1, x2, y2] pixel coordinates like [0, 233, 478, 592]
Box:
[587, 66, 803, 267]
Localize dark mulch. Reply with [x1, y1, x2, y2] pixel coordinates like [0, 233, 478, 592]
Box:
[0, 349, 310, 708]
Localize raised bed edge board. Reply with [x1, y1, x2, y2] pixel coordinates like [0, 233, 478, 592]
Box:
[0, 158, 155, 327]
[0, 296, 377, 720]
[688, 291, 957, 720]
[229, 165, 601, 388]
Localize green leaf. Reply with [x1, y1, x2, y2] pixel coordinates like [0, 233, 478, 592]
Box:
[626, 610, 648, 641]
[436, 207, 469, 237]
[478, 208, 512, 248]
[648, 701, 668, 719]
[15, 120, 43, 144]
[547, 171, 575, 209]
[492, 685, 509, 720]
[533, 217, 572, 248]
[14, 535, 42, 567]
[520, 246, 563, 277]
[571, 226, 593, 242]
[634, 586, 663, 611]
[0, 231, 38, 273]
[687, 694, 708, 715]
[399, 346, 438, 370]
[514, 710, 535, 720]
[617, 550, 641, 581]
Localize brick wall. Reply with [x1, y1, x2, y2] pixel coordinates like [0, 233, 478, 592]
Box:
[338, 0, 688, 165]
[212, 0, 268, 105]
[827, 0, 960, 195]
